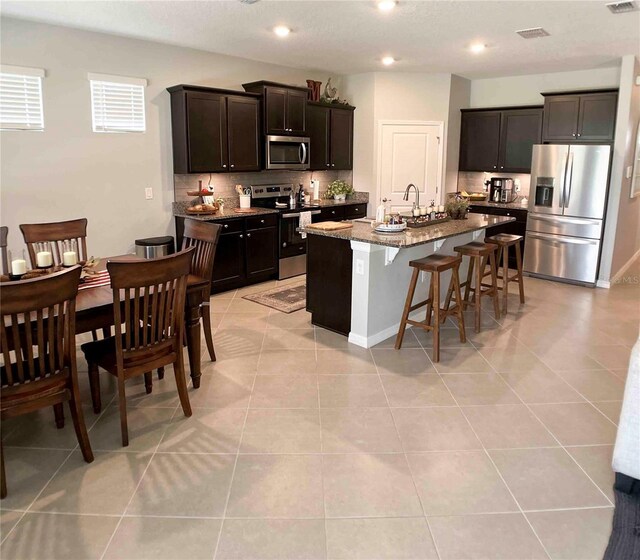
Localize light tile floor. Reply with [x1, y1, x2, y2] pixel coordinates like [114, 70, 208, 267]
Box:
[1, 264, 639, 560]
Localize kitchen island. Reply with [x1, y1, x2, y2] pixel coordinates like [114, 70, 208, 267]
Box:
[303, 213, 515, 348]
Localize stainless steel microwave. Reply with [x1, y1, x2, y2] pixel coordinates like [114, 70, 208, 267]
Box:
[265, 135, 310, 170]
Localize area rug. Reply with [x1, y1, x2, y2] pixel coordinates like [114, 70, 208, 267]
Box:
[243, 282, 306, 313]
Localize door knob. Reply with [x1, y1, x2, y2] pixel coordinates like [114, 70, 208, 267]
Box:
[247, 233, 251, 237]
[230, 164, 235, 168]
[577, 133, 581, 137]
[222, 164, 227, 168]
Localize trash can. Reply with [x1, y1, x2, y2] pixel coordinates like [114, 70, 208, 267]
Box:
[134, 236, 175, 259]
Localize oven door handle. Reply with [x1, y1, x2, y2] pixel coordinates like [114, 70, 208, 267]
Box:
[282, 210, 321, 218]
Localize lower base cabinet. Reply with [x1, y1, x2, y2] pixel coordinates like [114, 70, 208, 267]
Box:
[468, 205, 528, 270]
[175, 215, 278, 294]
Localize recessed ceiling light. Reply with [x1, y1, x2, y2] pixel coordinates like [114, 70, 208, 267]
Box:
[377, 1, 397, 12]
[469, 43, 486, 54]
[273, 26, 291, 38]
[381, 56, 395, 66]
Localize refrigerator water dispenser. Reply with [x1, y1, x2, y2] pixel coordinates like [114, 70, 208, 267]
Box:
[534, 177, 555, 207]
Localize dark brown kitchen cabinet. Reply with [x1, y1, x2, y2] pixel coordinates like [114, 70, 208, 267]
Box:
[243, 81, 309, 135]
[168, 85, 260, 174]
[176, 214, 278, 293]
[459, 107, 542, 173]
[307, 103, 355, 170]
[498, 109, 544, 173]
[245, 222, 277, 279]
[459, 111, 501, 172]
[542, 90, 618, 143]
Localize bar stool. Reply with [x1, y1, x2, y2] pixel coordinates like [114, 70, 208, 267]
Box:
[395, 254, 466, 362]
[484, 233, 525, 314]
[454, 241, 500, 332]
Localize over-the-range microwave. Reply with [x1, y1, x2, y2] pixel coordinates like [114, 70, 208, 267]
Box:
[265, 135, 310, 170]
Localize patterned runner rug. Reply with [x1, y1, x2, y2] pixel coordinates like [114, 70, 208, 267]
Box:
[243, 282, 306, 314]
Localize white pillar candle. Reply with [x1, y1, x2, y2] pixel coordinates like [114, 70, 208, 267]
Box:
[438, 205, 445, 213]
[62, 251, 78, 266]
[36, 251, 53, 268]
[11, 259, 27, 276]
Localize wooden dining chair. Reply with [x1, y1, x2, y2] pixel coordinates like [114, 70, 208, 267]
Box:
[81, 248, 195, 447]
[157, 220, 221, 381]
[20, 218, 89, 267]
[0, 266, 94, 498]
[0, 226, 8, 275]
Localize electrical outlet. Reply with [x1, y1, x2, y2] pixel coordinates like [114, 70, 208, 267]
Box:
[626, 166, 633, 179]
[514, 179, 521, 193]
[355, 259, 364, 275]
[145, 187, 153, 200]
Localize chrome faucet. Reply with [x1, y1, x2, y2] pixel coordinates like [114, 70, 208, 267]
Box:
[403, 183, 419, 209]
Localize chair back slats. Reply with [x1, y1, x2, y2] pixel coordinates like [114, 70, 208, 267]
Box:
[108, 249, 194, 369]
[0, 267, 80, 389]
[19, 219, 89, 268]
[1, 226, 8, 275]
[181, 219, 222, 283]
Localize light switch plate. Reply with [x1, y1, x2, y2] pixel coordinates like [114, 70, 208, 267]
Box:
[145, 187, 153, 200]
[626, 166, 633, 179]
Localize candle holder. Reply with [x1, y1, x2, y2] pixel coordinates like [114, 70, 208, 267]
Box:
[62, 239, 78, 267]
[35, 242, 54, 269]
[8, 249, 27, 280]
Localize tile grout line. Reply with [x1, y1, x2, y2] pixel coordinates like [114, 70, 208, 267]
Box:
[315, 329, 329, 560]
[98, 400, 181, 560]
[211, 320, 266, 560]
[443, 333, 554, 560]
[371, 342, 443, 560]
[471, 335, 616, 510]
[0, 391, 119, 547]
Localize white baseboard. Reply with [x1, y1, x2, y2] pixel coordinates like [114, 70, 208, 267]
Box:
[596, 279, 611, 289]
[606, 246, 640, 288]
[348, 312, 424, 349]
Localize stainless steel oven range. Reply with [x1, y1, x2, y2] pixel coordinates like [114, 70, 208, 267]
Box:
[250, 184, 320, 280]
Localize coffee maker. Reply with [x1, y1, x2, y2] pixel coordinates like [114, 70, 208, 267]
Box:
[489, 177, 514, 203]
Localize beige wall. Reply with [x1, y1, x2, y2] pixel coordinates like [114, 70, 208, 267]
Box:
[601, 55, 640, 283]
[0, 17, 338, 256]
[342, 71, 465, 207]
[446, 75, 471, 193]
[469, 66, 621, 108]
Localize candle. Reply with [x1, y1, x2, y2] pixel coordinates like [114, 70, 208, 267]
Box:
[438, 205, 445, 213]
[11, 259, 27, 276]
[63, 251, 78, 266]
[36, 251, 53, 268]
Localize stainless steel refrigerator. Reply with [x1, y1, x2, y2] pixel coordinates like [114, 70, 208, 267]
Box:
[524, 144, 611, 286]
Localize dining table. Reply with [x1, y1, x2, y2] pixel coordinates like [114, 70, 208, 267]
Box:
[74, 254, 209, 388]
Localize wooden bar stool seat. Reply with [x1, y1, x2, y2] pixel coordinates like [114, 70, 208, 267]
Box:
[485, 233, 525, 314]
[395, 254, 466, 362]
[454, 241, 500, 332]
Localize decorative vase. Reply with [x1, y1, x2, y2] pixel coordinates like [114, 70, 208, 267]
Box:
[334, 194, 346, 202]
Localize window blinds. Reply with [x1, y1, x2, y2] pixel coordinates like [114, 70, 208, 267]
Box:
[0, 65, 45, 131]
[88, 73, 147, 133]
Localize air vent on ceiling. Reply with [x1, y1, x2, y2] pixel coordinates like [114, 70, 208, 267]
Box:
[238, 0, 260, 3]
[516, 27, 550, 39]
[606, 1, 638, 13]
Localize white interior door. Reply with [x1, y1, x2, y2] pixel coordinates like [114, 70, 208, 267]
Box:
[377, 121, 444, 213]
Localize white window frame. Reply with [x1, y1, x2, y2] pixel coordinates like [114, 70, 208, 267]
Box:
[88, 72, 147, 133]
[0, 64, 45, 131]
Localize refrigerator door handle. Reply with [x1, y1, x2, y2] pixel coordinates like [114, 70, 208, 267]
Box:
[564, 152, 575, 208]
[560, 152, 570, 208]
[527, 231, 599, 247]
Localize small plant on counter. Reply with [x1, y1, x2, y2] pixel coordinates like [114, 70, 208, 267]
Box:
[445, 193, 470, 220]
[324, 180, 354, 201]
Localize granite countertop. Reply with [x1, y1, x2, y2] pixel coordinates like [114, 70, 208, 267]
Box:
[173, 203, 279, 221]
[301, 214, 516, 249]
[173, 194, 368, 221]
[468, 200, 530, 210]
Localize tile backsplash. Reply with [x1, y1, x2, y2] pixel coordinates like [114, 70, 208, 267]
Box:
[457, 172, 531, 199]
[174, 170, 354, 203]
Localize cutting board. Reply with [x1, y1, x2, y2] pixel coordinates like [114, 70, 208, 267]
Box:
[306, 221, 353, 231]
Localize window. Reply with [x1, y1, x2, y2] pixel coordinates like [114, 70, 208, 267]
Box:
[88, 73, 147, 133]
[0, 65, 45, 131]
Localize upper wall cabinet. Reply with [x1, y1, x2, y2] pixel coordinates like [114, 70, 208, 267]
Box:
[168, 85, 260, 174]
[542, 90, 618, 143]
[307, 102, 355, 170]
[243, 81, 308, 136]
[459, 107, 543, 173]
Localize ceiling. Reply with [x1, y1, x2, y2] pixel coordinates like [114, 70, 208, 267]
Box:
[1, 0, 639, 79]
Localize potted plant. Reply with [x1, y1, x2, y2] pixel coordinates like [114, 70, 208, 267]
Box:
[445, 194, 470, 220]
[324, 180, 354, 202]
